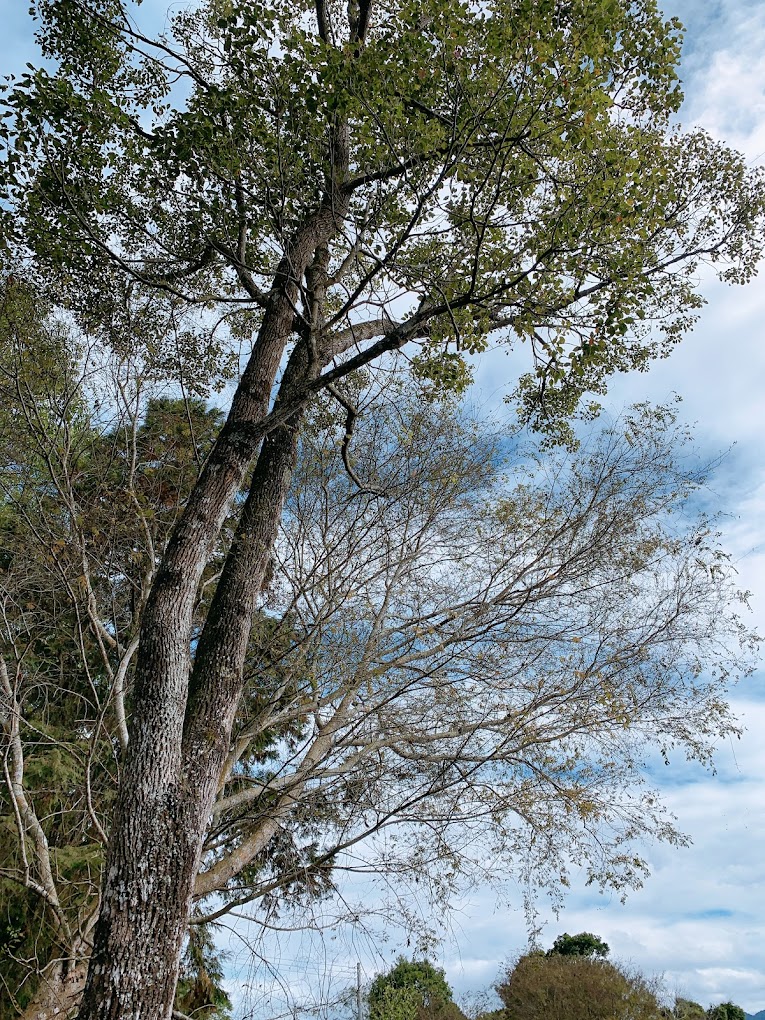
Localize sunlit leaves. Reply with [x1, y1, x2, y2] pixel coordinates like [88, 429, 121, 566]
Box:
[2, 0, 763, 432]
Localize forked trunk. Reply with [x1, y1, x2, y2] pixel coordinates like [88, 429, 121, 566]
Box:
[71, 106, 349, 1014]
[76, 377, 314, 1020]
[20, 959, 89, 1020]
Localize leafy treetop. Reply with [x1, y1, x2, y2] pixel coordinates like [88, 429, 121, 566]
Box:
[707, 1004, 747, 1020]
[547, 932, 610, 958]
[369, 958, 453, 1011]
[1, 0, 764, 439]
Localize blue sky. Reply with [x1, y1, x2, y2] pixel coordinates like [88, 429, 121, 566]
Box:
[2, 1, 765, 1016]
[465, 1, 765, 1013]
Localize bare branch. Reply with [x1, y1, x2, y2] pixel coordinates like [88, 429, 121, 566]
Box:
[326, 383, 385, 496]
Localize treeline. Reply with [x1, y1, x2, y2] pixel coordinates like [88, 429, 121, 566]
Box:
[364, 934, 748, 1020]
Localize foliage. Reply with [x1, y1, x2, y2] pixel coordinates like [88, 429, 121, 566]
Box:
[371, 986, 425, 1020]
[2, 0, 764, 434]
[370, 958, 465, 1020]
[547, 932, 610, 958]
[494, 951, 664, 1020]
[674, 999, 707, 1019]
[370, 958, 453, 1008]
[707, 1004, 746, 1020]
[175, 924, 233, 1020]
[1, 0, 764, 1014]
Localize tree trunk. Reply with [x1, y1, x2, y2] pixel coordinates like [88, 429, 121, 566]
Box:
[72, 101, 350, 1011]
[20, 959, 89, 1020]
[75, 347, 316, 1020]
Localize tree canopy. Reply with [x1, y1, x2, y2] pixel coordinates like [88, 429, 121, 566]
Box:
[707, 1004, 747, 1020]
[369, 958, 465, 1020]
[494, 949, 664, 1020]
[674, 1000, 708, 1020]
[547, 932, 610, 959]
[2, 0, 763, 433]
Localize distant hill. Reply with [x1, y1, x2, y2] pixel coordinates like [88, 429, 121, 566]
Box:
[744, 1011, 765, 1020]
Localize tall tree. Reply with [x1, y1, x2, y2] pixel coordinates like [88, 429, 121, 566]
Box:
[1, 1, 764, 1018]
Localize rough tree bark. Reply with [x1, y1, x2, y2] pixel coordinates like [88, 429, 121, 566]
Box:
[19, 963, 88, 1020]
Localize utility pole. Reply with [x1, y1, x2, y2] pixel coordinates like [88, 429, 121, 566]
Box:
[357, 962, 363, 1020]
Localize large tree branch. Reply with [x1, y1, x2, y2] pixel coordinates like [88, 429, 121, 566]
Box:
[193, 698, 354, 898]
[354, 1, 373, 43]
[342, 148, 452, 191]
[319, 315, 401, 358]
[315, 0, 330, 43]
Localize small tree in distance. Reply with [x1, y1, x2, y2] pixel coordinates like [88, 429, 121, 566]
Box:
[369, 959, 466, 1020]
[547, 932, 610, 959]
[707, 1004, 747, 1020]
[494, 947, 664, 1020]
[673, 998, 707, 1019]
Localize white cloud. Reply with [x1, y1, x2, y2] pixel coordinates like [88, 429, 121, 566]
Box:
[674, 1, 765, 160]
[441, 699, 765, 1013]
